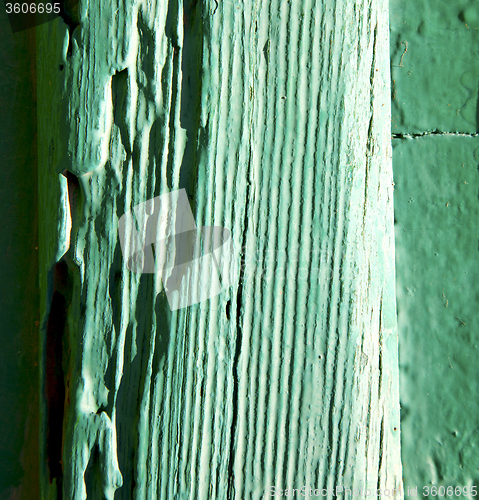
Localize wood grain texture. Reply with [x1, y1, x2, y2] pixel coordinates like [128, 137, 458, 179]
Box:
[36, 0, 402, 497]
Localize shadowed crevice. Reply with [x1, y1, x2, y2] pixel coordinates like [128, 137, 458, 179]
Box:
[227, 152, 253, 500]
[84, 444, 105, 499]
[62, 169, 81, 216]
[179, 0, 203, 198]
[44, 259, 73, 499]
[58, 0, 80, 57]
[111, 68, 132, 155]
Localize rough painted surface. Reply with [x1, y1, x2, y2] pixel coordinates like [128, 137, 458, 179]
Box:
[37, 0, 402, 498]
[0, 11, 40, 500]
[393, 136, 479, 490]
[390, 0, 479, 490]
[390, 0, 479, 134]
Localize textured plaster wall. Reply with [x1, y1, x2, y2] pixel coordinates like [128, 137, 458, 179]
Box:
[390, 0, 479, 491]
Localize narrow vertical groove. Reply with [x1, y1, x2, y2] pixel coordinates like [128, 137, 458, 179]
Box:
[226, 157, 251, 499]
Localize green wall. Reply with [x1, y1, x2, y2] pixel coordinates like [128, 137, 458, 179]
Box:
[0, 10, 40, 500]
[391, 0, 479, 491]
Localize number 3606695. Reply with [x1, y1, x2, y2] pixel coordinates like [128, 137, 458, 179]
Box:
[5, 3, 60, 14]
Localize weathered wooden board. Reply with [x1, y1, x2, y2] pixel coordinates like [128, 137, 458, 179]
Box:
[36, 0, 402, 497]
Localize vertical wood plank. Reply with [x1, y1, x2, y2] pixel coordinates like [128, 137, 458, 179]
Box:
[37, 0, 402, 497]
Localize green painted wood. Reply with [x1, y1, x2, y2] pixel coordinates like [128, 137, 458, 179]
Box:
[37, 0, 402, 497]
